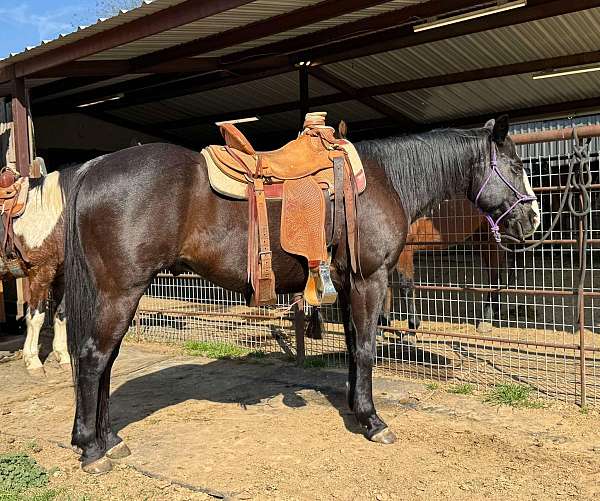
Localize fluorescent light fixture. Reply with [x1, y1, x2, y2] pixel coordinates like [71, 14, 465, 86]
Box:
[215, 117, 259, 126]
[533, 64, 600, 80]
[413, 1, 527, 32]
[77, 94, 123, 108]
[295, 60, 312, 67]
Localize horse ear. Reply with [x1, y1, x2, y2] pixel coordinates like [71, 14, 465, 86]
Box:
[484, 119, 495, 130]
[492, 114, 510, 145]
[338, 120, 348, 139]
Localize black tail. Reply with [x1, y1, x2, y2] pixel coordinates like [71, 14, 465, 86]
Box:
[64, 163, 98, 392]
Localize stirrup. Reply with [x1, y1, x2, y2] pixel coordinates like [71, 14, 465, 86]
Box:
[304, 262, 337, 307]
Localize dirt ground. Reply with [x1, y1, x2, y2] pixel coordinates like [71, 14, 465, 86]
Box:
[1, 336, 600, 501]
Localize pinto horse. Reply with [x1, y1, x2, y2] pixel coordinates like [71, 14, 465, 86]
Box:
[383, 198, 506, 333]
[64, 116, 539, 473]
[12, 168, 78, 374]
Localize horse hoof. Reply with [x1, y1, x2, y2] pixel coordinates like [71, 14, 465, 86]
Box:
[370, 428, 397, 445]
[72, 445, 83, 455]
[82, 457, 112, 475]
[477, 321, 493, 333]
[106, 442, 131, 460]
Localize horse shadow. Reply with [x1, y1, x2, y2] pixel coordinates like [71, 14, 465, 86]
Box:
[109, 355, 365, 437]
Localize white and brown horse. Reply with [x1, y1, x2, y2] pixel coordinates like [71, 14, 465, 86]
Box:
[11, 168, 76, 374]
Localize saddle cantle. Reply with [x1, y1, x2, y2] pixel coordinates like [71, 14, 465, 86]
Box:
[202, 112, 366, 307]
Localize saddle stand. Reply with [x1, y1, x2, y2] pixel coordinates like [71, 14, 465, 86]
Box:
[203, 112, 366, 307]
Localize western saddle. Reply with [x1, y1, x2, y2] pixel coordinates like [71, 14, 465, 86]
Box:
[0, 157, 45, 278]
[203, 112, 366, 307]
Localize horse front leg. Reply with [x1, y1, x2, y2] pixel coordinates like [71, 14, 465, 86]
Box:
[23, 303, 46, 375]
[346, 267, 396, 444]
[23, 268, 53, 375]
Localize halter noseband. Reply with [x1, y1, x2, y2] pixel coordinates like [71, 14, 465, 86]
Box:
[475, 140, 536, 243]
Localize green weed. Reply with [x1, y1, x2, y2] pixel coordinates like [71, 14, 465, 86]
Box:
[484, 383, 543, 408]
[183, 341, 263, 360]
[448, 383, 475, 395]
[0, 453, 49, 495]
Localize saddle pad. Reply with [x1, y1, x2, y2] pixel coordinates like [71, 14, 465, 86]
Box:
[280, 177, 327, 265]
[202, 149, 248, 199]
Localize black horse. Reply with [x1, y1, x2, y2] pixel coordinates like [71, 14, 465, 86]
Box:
[65, 115, 539, 473]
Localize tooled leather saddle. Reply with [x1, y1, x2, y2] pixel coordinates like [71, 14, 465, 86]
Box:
[202, 112, 366, 307]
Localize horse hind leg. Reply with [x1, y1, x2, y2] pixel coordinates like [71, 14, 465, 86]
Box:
[72, 288, 143, 474]
[23, 306, 46, 376]
[52, 298, 71, 368]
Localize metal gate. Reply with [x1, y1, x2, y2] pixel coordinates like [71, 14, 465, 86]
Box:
[131, 116, 600, 406]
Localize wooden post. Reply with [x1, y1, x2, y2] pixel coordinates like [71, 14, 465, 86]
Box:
[11, 77, 30, 176]
[299, 64, 309, 129]
[293, 294, 305, 366]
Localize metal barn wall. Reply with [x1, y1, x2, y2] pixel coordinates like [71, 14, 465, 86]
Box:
[131, 115, 600, 406]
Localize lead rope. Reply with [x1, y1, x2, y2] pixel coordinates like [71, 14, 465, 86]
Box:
[497, 124, 592, 253]
[498, 125, 593, 328]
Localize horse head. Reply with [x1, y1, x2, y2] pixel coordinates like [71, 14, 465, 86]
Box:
[469, 115, 540, 242]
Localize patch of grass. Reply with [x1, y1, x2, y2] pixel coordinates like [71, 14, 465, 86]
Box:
[425, 382, 439, 391]
[448, 383, 475, 395]
[0, 453, 49, 495]
[183, 340, 264, 360]
[484, 383, 543, 408]
[580, 405, 590, 415]
[303, 357, 327, 369]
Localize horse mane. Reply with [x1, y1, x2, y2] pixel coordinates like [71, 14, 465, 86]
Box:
[355, 127, 491, 221]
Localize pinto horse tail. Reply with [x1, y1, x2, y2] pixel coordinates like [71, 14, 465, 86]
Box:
[64, 163, 98, 393]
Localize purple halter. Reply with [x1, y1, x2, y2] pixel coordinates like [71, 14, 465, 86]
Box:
[475, 141, 536, 243]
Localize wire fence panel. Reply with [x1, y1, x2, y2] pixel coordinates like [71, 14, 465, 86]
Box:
[130, 116, 600, 405]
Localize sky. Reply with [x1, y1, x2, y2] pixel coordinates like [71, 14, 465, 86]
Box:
[0, 0, 130, 59]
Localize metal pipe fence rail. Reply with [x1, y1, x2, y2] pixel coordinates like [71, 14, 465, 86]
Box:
[130, 119, 600, 407]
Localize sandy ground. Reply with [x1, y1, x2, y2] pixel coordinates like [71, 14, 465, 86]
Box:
[1, 337, 600, 500]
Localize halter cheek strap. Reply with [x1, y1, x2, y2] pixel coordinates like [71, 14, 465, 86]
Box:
[475, 141, 536, 243]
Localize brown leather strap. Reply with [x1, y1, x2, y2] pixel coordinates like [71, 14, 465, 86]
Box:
[331, 156, 345, 249]
[250, 177, 276, 304]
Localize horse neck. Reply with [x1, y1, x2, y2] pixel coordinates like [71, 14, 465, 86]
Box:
[357, 132, 485, 222]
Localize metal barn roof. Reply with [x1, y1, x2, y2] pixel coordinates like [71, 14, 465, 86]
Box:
[1, 0, 600, 148]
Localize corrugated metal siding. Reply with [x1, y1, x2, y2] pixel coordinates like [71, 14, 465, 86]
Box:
[0, 0, 191, 63]
[512, 113, 600, 158]
[376, 72, 600, 123]
[325, 7, 600, 87]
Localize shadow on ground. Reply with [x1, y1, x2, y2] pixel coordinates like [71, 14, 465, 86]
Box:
[108, 354, 418, 439]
